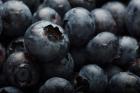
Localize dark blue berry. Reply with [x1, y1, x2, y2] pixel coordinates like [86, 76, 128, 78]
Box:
[39, 77, 74, 93]
[91, 9, 117, 34]
[33, 7, 62, 26]
[64, 7, 95, 48]
[1, 0, 32, 38]
[24, 21, 69, 63]
[87, 32, 118, 65]
[3, 52, 40, 88]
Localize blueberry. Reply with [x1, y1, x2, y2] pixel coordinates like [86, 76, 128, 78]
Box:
[102, 1, 127, 35]
[33, 7, 62, 26]
[0, 87, 23, 93]
[24, 21, 69, 63]
[109, 72, 140, 93]
[63, 7, 95, 48]
[126, 0, 140, 39]
[104, 65, 123, 80]
[91, 8, 117, 34]
[68, 0, 95, 11]
[0, 0, 2, 4]
[115, 36, 139, 67]
[3, 52, 40, 88]
[41, 0, 71, 17]
[129, 58, 140, 77]
[7, 37, 25, 56]
[39, 77, 74, 93]
[0, 0, 32, 38]
[87, 32, 118, 65]
[42, 53, 74, 80]
[75, 64, 108, 93]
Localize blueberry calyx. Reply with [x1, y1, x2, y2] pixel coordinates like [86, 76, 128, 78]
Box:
[15, 64, 31, 87]
[44, 25, 63, 42]
[75, 75, 89, 92]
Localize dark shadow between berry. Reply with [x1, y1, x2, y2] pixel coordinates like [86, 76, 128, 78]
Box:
[0, 89, 8, 93]
[75, 75, 89, 93]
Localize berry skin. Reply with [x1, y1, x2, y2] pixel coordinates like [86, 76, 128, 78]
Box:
[91, 8, 117, 34]
[24, 21, 69, 63]
[41, 0, 71, 17]
[7, 37, 25, 56]
[63, 7, 95, 48]
[75, 64, 108, 93]
[8, 0, 40, 13]
[33, 7, 62, 26]
[39, 77, 74, 93]
[0, 0, 32, 38]
[125, 0, 140, 39]
[0, 87, 23, 93]
[87, 32, 118, 65]
[68, 0, 95, 11]
[0, 0, 2, 4]
[42, 53, 74, 80]
[116, 36, 139, 67]
[109, 72, 140, 93]
[3, 52, 39, 88]
[102, 1, 127, 35]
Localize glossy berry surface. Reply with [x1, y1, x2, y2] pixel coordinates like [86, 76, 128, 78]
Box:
[75, 64, 108, 93]
[102, 1, 126, 35]
[0, 0, 140, 93]
[33, 7, 62, 25]
[39, 77, 74, 93]
[126, 0, 140, 39]
[116, 36, 139, 67]
[64, 7, 95, 48]
[24, 21, 69, 63]
[91, 9, 117, 34]
[109, 72, 140, 93]
[1, 0, 32, 38]
[87, 32, 118, 65]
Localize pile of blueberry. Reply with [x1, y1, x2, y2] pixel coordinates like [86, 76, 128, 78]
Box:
[1, 0, 140, 93]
